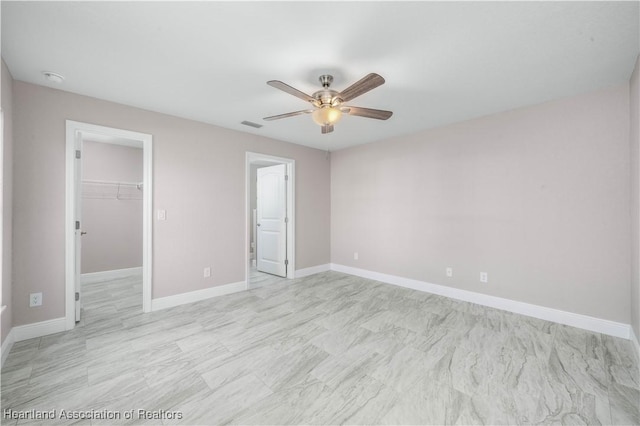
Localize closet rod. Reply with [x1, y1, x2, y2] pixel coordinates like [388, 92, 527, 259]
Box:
[82, 179, 142, 188]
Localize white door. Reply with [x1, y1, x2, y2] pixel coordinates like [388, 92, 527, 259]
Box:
[74, 132, 83, 322]
[256, 164, 287, 277]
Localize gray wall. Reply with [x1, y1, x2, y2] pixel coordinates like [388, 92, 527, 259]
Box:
[331, 84, 630, 324]
[1, 60, 13, 345]
[631, 54, 640, 340]
[12, 81, 331, 327]
[81, 141, 143, 274]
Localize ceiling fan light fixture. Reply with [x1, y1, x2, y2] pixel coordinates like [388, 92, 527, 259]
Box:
[312, 106, 342, 126]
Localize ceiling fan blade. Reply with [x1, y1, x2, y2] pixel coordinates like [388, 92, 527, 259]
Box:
[267, 80, 316, 104]
[338, 73, 385, 102]
[321, 124, 334, 134]
[345, 106, 393, 120]
[263, 109, 314, 121]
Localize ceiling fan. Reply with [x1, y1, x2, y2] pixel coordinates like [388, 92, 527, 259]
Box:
[264, 73, 393, 134]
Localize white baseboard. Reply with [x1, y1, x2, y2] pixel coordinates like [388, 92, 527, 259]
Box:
[330, 263, 631, 340]
[295, 263, 331, 278]
[1, 327, 15, 367]
[13, 317, 67, 342]
[82, 267, 142, 285]
[151, 281, 247, 311]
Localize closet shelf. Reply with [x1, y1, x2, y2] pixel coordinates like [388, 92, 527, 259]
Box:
[82, 179, 143, 200]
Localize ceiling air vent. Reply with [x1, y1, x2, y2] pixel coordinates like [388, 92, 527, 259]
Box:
[241, 120, 263, 129]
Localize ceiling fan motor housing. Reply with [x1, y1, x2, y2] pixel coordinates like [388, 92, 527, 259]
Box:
[312, 75, 342, 107]
[313, 89, 341, 107]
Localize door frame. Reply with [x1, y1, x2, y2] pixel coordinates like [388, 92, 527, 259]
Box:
[245, 152, 295, 286]
[65, 120, 153, 330]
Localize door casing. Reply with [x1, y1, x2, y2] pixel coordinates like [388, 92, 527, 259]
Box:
[73, 131, 83, 322]
[246, 152, 295, 286]
[65, 120, 153, 330]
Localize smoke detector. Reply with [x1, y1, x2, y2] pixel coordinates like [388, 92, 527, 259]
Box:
[43, 71, 64, 84]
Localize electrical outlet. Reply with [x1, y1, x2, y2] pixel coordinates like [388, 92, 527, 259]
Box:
[30, 292, 43, 307]
[157, 209, 166, 221]
[354, 252, 359, 260]
[204, 267, 211, 278]
[480, 272, 488, 283]
[446, 267, 453, 278]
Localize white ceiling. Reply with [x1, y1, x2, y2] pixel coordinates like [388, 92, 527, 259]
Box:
[2, 1, 638, 151]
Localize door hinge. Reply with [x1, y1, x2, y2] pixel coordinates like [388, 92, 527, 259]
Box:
[75, 150, 81, 159]
[75, 292, 80, 301]
[284, 217, 288, 223]
[284, 259, 289, 266]
[285, 174, 289, 181]
[75, 220, 80, 230]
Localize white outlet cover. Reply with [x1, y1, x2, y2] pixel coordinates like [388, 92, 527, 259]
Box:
[204, 267, 211, 278]
[29, 292, 43, 307]
[446, 267, 453, 277]
[354, 252, 359, 260]
[480, 272, 488, 283]
[157, 209, 166, 221]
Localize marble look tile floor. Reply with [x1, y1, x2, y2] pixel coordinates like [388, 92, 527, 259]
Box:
[2, 271, 639, 425]
[248, 267, 286, 289]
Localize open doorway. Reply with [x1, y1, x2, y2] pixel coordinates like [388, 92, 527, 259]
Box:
[79, 137, 143, 322]
[246, 153, 295, 288]
[65, 121, 152, 331]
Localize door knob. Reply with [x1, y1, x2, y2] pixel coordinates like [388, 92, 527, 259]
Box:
[81, 231, 87, 235]
[257, 223, 261, 227]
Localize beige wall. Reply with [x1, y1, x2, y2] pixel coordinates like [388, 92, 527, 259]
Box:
[8, 72, 636, 331]
[631, 54, 640, 339]
[81, 141, 143, 274]
[12, 81, 330, 326]
[1, 60, 14, 345]
[331, 84, 631, 324]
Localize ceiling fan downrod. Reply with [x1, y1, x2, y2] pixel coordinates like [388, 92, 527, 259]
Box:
[319, 75, 333, 88]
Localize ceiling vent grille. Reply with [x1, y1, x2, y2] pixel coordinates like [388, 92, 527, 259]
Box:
[241, 120, 263, 129]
